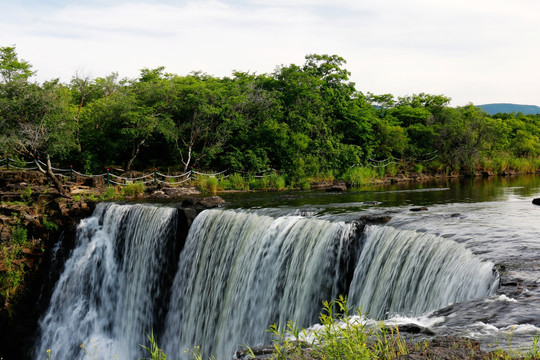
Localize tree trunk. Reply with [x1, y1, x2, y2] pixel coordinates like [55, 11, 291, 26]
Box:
[34, 154, 71, 198]
[126, 138, 146, 172]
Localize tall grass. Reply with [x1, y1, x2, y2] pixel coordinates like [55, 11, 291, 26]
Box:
[267, 296, 407, 360]
[196, 172, 287, 192]
[121, 182, 145, 197]
[342, 166, 379, 188]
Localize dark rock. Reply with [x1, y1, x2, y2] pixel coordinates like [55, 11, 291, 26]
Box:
[158, 181, 173, 189]
[450, 213, 461, 217]
[359, 215, 392, 224]
[235, 345, 274, 360]
[149, 190, 169, 199]
[162, 186, 200, 198]
[198, 196, 225, 208]
[410, 207, 428, 212]
[482, 171, 495, 177]
[326, 184, 347, 192]
[398, 323, 435, 336]
[82, 176, 106, 188]
[501, 169, 516, 176]
[310, 181, 333, 190]
[533, 198, 540, 205]
[180, 196, 225, 210]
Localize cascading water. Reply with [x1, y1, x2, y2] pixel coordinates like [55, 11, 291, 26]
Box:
[34, 205, 498, 360]
[162, 209, 358, 358]
[33, 203, 180, 360]
[348, 225, 499, 319]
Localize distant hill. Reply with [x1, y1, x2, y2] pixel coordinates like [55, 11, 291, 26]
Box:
[477, 103, 540, 115]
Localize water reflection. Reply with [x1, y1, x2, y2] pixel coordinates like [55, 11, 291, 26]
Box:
[221, 175, 540, 213]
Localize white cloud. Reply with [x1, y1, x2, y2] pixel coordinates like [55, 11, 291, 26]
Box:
[1, 0, 539, 105]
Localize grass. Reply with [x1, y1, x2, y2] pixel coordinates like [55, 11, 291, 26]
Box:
[194, 172, 287, 192]
[267, 296, 407, 360]
[121, 182, 145, 197]
[342, 166, 379, 188]
[480, 155, 540, 175]
[141, 330, 167, 360]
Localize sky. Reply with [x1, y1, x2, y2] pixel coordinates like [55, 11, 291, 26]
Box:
[1, 0, 539, 106]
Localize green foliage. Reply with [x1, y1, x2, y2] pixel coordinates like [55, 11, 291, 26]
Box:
[268, 296, 408, 360]
[141, 330, 167, 360]
[269, 172, 286, 190]
[11, 224, 27, 246]
[0, 242, 24, 305]
[100, 186, 117, 201]
[21, 185, 33, 204]
[121, 182, 145, 197]
[42, 215, 59, 231]
[342, 166, 379, 188]
[226, 173, 247, 191]
[1, 47, 539, 181]
[207, 176, 218, 195]
[0, 45, 35, 83]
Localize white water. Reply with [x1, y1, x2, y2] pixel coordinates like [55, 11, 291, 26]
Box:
[34, 203, 179, 360]
[348, 225, 499, 319]
[34, 205, 498, 359]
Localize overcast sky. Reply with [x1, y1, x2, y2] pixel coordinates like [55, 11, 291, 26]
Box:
[1, 0, 539, 106]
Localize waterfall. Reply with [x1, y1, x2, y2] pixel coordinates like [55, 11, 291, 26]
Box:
[34, 205, 498, 360]
[33, 203, 180, 360]
[162, 209, 357, 359]
[348, 225, 499, 319]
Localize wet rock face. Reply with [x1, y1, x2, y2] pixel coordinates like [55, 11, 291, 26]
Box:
[325, 182, 347, 192]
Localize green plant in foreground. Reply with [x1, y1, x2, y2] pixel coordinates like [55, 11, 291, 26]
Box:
[11, 223, 27, 246]
[342, 166, 378, 188]
[268, 296, 407, 360]
[207, 176, 218, 195]
[227, 173, 247, 190]
[43, 215, 59, 231]
[121, 182, 145, 197]
[141, 330, 167, 360]
[100, 186, 117, 201]
[21, 185, 33, 204]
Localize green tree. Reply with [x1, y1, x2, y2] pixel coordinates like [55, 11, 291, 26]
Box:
[160, 73, 233, 172]
[0, 46, 34, 83]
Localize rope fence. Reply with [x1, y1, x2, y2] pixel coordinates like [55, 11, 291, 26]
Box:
[365, 151, 439, 168]
[0, 156, 280, 187]
[1, 150, 440, 186]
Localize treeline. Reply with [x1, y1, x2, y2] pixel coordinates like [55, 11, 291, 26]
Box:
[1, 46, 539, 184]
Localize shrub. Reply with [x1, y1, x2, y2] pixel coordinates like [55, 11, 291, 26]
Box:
[21, 185, 33, 204]
[42, 215, 59, 231]
[207, 176, 218, 195]
[342, 166, 378, 188]
[100, 186, 117, 201]
[11, 225, 27, 246]
[269, 172, 286, 190]
[267, 296, 407, 360]
[228, 173, 247, 190]
[121, 182, 145, 197]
